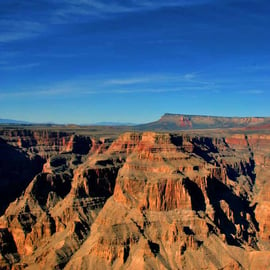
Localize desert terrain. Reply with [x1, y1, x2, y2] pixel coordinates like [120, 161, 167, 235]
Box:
[0, 114, 270, 269]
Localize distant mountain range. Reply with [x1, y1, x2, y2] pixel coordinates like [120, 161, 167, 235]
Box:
[135, 113, 270, 131]
[0, 118, 31, 124]
[2, 114, 270, 130]
[94, 122, 135, 126]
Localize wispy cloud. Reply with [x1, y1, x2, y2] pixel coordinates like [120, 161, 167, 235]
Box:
[0, 0, 213, 43]
[183, 73, 197, 80]
[51, 0, 214, 23]
[2, 71, 265, 101]
[103, 73, 211, 87]
[33, 52, 90, 58]
[104, 77, 151, 86]
[0, 20, 45, 43]
[0, 72, 217, 100]
[0, 63, 40, 71]
[54, 0, 131, 18]
[74, 72, 215, 94]
[238, 90, 264, 95]
[134, 0, 213, 9]
[58, 0, 213, 11]
[82, 85, 213, 95]
[0, 32, 37, 43]
[0, 88, 72, 99]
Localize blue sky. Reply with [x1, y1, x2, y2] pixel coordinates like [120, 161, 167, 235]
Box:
[0, 0, 270, 124]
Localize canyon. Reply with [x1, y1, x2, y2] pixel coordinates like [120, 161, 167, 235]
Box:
[0, 117, 270, 269]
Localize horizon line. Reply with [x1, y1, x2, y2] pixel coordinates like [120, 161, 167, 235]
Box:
[1, 113, 270, 126]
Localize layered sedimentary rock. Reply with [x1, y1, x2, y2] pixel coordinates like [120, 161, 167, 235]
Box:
[136, 113, 270, 130]
[0, 129, 270, 269]
[0, 129, 92, 215]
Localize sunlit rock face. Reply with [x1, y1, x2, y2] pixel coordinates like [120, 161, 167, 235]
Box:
[0, 129, 270, 269]
[136, 113, 270, 131]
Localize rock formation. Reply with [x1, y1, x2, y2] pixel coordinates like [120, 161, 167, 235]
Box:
[136, 113, 270, 131]
[0, 127, 270, 269]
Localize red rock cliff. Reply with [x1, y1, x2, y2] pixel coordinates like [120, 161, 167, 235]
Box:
[0, 130, 269, 269]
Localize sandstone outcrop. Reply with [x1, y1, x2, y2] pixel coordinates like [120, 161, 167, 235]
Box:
[136, 113, 270, 131]
[0, 129, 93, 215]
[0, 128, 269, 269]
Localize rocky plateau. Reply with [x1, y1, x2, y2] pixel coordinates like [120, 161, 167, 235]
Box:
[136, 113, 270, 131]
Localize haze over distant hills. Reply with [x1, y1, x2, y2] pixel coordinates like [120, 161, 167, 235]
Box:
[93, 122, 136, 126]
[75, 113, 270, 131]
[2, 114, 270, 131]
[136, 113, 270, 131]
[0, 118, 31, 124]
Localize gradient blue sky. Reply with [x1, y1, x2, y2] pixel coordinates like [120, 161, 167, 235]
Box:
[0, 0, 270, 124]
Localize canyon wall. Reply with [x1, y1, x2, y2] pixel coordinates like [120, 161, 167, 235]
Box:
[0, 128, 270, 269]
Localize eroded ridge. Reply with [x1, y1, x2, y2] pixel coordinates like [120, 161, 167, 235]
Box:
[0, 131, 269, 269]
